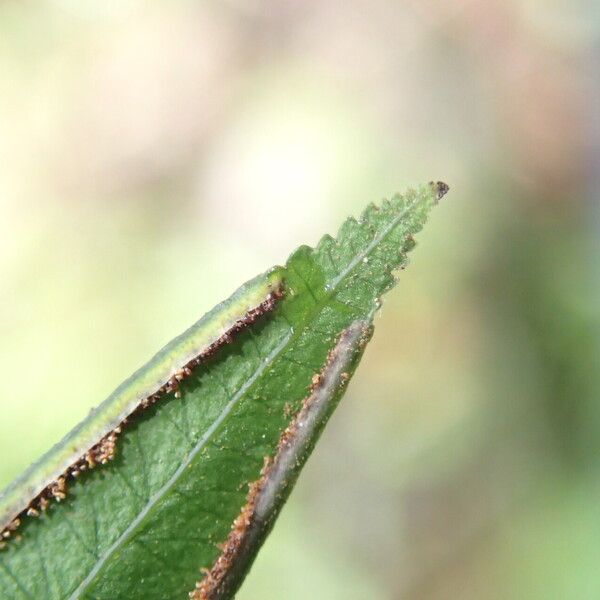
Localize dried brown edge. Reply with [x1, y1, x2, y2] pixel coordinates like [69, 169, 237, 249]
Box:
[430, 180, 450, 201]
[190, 319, 373, 600]
[0, 287, 285, 549]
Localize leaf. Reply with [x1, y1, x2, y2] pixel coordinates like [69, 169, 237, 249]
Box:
[0, 182, 448, 600]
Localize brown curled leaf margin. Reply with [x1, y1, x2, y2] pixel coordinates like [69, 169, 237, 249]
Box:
[0, 287, 284, 548]
[190, 318, 373, 600]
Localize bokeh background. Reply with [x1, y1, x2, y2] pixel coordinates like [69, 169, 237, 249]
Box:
[1, 1, 598, 598]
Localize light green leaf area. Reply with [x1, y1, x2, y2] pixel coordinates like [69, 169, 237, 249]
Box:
[0, 183, 445, 600]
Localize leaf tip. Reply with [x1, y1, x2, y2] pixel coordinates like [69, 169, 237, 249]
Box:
[430, 180, 450, 202]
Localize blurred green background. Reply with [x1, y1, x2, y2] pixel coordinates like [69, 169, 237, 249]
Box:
[0, 1, 598, 598]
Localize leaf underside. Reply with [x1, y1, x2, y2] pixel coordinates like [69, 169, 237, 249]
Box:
[0, 183, 446, 600]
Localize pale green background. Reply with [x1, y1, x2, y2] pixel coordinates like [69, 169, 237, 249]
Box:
[1, 2, 598, 598]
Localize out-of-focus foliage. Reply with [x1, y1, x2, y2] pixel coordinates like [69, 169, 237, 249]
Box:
[0, 2, 597, 598]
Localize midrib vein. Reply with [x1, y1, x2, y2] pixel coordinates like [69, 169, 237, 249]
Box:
[328, 197, 418, 290]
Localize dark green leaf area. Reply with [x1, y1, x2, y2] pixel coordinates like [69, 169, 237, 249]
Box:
[0, 184, 440, 600]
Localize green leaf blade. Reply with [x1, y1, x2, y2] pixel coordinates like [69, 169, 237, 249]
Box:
[0, 182, 446, 600]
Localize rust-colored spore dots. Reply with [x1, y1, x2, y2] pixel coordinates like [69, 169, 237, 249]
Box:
[137, 289, 284, 411]
[0, 517, 20, 548]
[3, 422, 126, 542]
[0, 287, 284, 547]
[189, 458, 272, 600]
